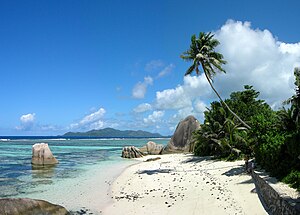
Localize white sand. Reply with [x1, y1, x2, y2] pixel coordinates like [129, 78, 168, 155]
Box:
[104, 154, 267, 215]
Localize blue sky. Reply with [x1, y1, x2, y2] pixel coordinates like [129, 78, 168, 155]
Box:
[1, 0, 300, 135]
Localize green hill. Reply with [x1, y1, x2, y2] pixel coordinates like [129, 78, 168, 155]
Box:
[62, 127, 163, 138]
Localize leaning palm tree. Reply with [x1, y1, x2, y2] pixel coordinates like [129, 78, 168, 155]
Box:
[181, 32, 251, 129]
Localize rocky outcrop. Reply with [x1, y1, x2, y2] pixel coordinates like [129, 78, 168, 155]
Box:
[0, 198, 69, 215]
[139, 141, 164, 155]
[121, 146, 144, 158]
[163, 115, 200, 153]
[31, 143, 59, 165]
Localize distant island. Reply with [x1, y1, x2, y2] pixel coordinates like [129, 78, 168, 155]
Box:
[62, 127, 164, 138]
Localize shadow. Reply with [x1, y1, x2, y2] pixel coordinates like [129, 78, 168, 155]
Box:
[181, 156, 212, 164]
[136, 169, 173, 175]
[221, 165, 244, 177]
[239, 178, 254, 184]
[31, 164, 57, 179]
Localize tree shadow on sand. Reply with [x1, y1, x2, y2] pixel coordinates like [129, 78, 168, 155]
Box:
[136, 169, 173, 175]
[221, 165, 245, 177]
[181, 156, 212, 164]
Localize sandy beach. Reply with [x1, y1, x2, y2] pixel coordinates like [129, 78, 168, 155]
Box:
[104, 154, 267, 215]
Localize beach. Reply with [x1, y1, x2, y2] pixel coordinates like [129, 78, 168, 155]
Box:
[14, 159, 140, 215]
[104, 154, 267, 215]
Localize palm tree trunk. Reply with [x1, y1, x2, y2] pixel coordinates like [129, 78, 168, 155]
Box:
[203, 69, 251, 129]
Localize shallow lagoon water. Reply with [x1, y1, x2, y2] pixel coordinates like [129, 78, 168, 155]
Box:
[0, 138, 169, 198]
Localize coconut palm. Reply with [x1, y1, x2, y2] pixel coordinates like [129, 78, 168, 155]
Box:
[284, 67, 300, 130]
[181, 32, 251, 129]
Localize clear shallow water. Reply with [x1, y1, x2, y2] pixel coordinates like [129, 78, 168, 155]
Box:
[0, 138, 169, 198]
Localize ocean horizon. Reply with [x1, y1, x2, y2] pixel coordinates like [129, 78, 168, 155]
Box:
[0, 137, 169, 200]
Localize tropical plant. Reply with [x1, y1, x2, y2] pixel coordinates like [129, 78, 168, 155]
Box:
[193, 103, 227, 156]
[283, 67, 300, 131]
[181, 32, 251, 129]
[222, 118, 248, 160]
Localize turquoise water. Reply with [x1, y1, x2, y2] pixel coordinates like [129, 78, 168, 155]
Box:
[0, 138, 169, 198]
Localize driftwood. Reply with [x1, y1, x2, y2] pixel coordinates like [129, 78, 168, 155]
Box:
[145, 157, 161, 162]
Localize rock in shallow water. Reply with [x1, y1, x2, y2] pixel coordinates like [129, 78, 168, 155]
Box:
[31, 143, 59, 165]
[0, 198, 70, 215]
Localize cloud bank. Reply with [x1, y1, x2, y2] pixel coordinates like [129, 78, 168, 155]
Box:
[214, 20, 300, 107]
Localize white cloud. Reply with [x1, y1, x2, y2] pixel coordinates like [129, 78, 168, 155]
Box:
[213, 20, 300, 106]
[80, 108, 105, 125]
[20, 113, 35, 123]
[16, 113, 36, 130]
[133, 103, 152, 113]
[70, 107, 106, 130]
[194, 100, 207, 113]
[155, 75, 210, 110]
[145, 60, 164, 71]
[143, 111, 164, 124]
[157, 64, 175, 78]
[132, 76, 153, 99]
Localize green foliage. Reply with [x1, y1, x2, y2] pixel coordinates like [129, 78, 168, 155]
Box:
[180, 32, 226, 78]
[194, 85, 260, 160]
[283, 170, 300, 191]
[284, 67, 300, 131]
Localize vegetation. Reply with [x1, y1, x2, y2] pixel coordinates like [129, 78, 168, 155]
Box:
[181, 32, 300, 191]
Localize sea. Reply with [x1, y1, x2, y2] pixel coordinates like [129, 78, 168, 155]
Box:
[0, 137, 169, 200]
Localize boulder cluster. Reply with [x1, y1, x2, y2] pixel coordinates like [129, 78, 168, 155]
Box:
[121, 115, 201, 158]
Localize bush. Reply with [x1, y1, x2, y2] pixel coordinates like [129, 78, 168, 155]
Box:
[282, 170, 300, 191]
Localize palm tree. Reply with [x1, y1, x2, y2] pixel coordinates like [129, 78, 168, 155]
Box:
[284, 67, 300, 130]
[181, 32, 251, 129]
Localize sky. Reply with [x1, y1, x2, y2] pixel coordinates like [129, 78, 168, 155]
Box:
[0, 0, 300, 136]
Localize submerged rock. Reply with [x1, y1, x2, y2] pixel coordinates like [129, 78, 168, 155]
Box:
[31, 143, 59, 165]
[163, 115, 200, 153]
[0, 198, 69, 215]
[121, 146, 144, 158]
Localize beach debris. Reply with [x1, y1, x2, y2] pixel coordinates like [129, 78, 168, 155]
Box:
[163, 115, 200, 154]
[114, 192, 142, 202]
[31, 143, 59, 165]
[145, 157, 161, 162]
[0, 198, 69, 215]
[121, 146, 144, 158]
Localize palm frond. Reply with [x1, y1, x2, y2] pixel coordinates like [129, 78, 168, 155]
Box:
[185, 64, 196, 76]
